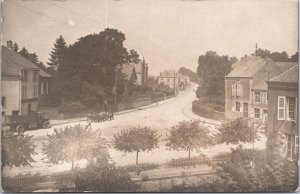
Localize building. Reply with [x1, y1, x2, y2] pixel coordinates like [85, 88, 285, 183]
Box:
[121, 63, 137, 84]
[225, 56, 282, 122]
[2, 53, 22, 119]
[157, 70, 178, 89]
[2, 45, 40, 116]
[134, 55, 148, 86]
[157, 70, 190, 92]
[266, 64, 298, 160]
[27, 53, 53, 107]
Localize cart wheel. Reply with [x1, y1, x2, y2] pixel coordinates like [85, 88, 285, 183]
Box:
[16, 125, 25, 133]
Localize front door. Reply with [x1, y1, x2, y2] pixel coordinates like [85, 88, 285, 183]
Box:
[243, 103, 248, 117]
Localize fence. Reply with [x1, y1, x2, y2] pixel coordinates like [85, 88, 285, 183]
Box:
[2, 157, 223, 192]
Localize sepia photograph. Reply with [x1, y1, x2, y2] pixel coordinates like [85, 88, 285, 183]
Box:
[1, 0, 299, 192]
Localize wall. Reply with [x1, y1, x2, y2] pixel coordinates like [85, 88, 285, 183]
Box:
[1, 75, 21, 116]
[267, 82, 298, 137]
[225, 77, 251, 120]
[21, 70, 39, 115]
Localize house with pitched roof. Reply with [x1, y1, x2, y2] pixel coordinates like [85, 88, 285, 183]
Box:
[2, 45, 40, 116]
[225, 56, 282, 122]
[121, 63, 137, 84]
[266, 64, 298, 160]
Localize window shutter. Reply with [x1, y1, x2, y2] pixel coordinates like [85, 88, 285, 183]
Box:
[240, 102, 243, 112]
[250, 92, 254, 103]
[236, 85, 240, 96]
[232, 102, 235, 112]
[232, 85, 235, 96]
[278, 96, 286, 120]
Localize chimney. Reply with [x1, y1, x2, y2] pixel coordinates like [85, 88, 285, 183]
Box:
[6, 40, 13, 50]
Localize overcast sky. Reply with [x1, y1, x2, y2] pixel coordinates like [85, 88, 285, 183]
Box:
[2, 0, 298, 75]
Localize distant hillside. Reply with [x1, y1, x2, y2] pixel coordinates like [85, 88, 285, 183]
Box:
[178, 67, 200, 83]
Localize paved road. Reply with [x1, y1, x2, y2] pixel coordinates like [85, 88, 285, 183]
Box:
[3, 84, 265, 177]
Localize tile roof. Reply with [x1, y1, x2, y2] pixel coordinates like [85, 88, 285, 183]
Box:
[2, 57, 20, 76]
[2, 46, 39, 70]
[227, 56, 281, 78]
[269, 65, 298, 83]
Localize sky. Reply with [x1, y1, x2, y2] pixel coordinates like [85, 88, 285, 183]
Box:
[2, 0, 298, 75]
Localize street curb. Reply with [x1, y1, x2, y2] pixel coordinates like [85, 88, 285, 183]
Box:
[50, 97, 176, 126]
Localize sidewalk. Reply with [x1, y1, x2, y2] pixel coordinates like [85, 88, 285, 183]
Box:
[50, 97, 176, 126]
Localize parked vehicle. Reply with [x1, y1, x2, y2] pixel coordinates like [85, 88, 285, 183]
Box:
[87, 111, 114, 123]
[5, 112, 51, 132]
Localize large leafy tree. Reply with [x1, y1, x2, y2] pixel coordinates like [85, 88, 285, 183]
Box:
[113, 126, 159, 174]
[197, 51, 236, 106]
[2, 130, 36, 169]
[55, 28, 137, 106]
[215, 118, 260, 146]
[166, 120, 213, 160]
[47, 35, 67, 72]
[42, 124, 107, 170]
[13, 42, 19, 52]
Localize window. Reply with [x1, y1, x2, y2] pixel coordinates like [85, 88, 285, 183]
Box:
[41, 82, 44, 95]
[45, 82, 49, 94]
[33, 85, 38, 98]
[261, 92, 267, 104]
[287, 97, 296, 120]
[22, 70, 28, 82]
[278, 96, 286, 120]
[167, 78, 169, 83]
[33, 71, 38, 82]
[254, 108, 260, 118]
[236, 85, 241, 96]
[255, 92, 260, 103]
[263, 109, 268, 114]
[232, 84, 242, 96]
[22, 86, 27, 98]
[236, 102, 240, 112]
[2, 97, 6, 109]
[286, 134, 297, 160]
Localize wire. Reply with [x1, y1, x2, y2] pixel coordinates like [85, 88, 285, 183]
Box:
[4, 0, 93, 34]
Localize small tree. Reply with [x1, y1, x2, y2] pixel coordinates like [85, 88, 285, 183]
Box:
[42, 124, 107, 170]
[215, 118, 260, 146]
[73, 157, 138, 192]
[2, 130, 36, 169]
[166, 120, 213, 160]
[113, 126, 159, 174]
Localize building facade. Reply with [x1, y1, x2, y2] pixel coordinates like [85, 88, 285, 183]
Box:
[134, 55, 148, 86]
[225, 56, 282, 122]
[2, 46, 40, 116]
[267, 65, 298, 160]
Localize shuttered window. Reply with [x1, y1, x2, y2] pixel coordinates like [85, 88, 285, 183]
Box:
[278, 96, 286, 120]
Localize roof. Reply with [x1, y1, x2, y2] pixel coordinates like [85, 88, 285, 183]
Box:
[121, 63, 137, 81]
[2, 46, 39, 70]
[2, 57, 21, 76]
[227, 56, 281, 78]
[38, 68, 52, 78]
[275, 62, 297, 73]
[269, 65, 298, 83]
